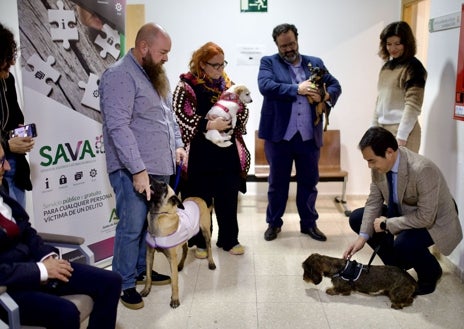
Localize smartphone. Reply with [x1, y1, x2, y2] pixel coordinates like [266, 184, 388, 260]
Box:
[9, 123, 38, 138]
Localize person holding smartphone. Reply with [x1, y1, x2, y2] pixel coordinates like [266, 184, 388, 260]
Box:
[0, 23, 35, 208]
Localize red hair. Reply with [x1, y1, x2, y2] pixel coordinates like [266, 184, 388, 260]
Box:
[189, 42, 224, 77]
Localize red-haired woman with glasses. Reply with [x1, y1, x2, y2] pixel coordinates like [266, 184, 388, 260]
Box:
[173, 42, 249, 256]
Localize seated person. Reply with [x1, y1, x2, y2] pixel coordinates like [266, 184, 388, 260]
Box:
[0, 140, 121, 329]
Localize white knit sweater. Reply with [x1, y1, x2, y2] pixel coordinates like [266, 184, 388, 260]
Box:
[372, 57, 427, 141]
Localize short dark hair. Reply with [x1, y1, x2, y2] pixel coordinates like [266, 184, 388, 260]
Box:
[0, 23, 17, 66]
[272, 23, 298, 43]
[359, 127, 398, 158]
[378, 21, 416, 62]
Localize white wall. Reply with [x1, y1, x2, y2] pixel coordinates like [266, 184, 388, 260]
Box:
[130, 0, 400, 197]
[422, 0, 464, 277]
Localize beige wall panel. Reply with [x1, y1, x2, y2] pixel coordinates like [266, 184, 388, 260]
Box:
[126, 4, 145, 51]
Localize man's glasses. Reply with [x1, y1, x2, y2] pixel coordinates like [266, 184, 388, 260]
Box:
[205, 60, 228, 70]
[0, 156, 6, 168]
[278, 41, 297, 51]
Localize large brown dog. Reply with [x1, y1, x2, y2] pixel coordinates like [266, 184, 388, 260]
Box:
[140, 178, 216, 308]
[302, 253, 417, 309]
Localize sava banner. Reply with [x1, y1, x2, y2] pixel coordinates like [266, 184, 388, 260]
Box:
[17, 0, 126, 263]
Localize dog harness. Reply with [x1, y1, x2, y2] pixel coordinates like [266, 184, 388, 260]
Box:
[333, 260, 365, 282]
[145, 200, 200, 249]
[214, 91, 244, 114]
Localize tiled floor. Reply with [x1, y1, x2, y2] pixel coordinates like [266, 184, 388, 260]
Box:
[114, 191, 464, 329]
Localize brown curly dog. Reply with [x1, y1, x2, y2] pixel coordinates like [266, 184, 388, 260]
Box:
[302, 253, 417, 309]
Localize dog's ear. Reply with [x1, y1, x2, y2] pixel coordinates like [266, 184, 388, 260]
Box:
[168, 195, 184, 209]
[233, 85, 245, 94]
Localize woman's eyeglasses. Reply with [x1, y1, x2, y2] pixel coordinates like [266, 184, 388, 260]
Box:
[205, 60, 228, 70]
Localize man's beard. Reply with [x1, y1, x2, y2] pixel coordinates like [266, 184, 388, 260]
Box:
[142, 54, 169, 99]
[279, 49, 299, 64]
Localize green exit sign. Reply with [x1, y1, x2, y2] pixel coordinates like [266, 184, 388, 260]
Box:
[241, 0, 268, 13]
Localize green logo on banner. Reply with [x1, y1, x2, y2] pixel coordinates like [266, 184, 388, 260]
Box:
[241, 0, 268, 12]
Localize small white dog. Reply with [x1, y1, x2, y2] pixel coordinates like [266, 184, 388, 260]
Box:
[204, 84, 252, 147]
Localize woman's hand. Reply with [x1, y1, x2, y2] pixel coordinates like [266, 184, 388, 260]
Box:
[207, 116, 231, 132]
[8, 137, 34, 154]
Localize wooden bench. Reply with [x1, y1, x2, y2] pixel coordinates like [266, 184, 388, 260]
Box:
[248, 130, 351, 216]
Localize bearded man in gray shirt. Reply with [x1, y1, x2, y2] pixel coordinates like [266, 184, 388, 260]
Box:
[99, 22, 187, 310]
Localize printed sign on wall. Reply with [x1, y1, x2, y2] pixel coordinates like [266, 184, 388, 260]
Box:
[17, 0, 126, 263]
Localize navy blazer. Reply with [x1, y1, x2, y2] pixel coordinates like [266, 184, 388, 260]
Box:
[258, 54, 342, 147]
[0, 191, 57, 289]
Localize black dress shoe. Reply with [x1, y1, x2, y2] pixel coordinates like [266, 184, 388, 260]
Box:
[414, 267, 443, 296]
[301, 226, 327, 241]
[136, 270, 171, 285]
[264, 226, 281, 241]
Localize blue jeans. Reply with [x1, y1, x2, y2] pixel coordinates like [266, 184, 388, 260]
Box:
[108, 169, 169, 290]
[4, 155, 26, 208]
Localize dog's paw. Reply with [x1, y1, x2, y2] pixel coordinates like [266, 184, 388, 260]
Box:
[391, 303, 404, 310]
[140, 288, 151, 297]
[170, 299, 180, 308]
[217, 141, 233, 148]
[208, 262, 216, 270]
[326, 287, 338, 295]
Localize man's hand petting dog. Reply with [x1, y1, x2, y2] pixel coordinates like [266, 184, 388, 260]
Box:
[133, 170, 151, 200]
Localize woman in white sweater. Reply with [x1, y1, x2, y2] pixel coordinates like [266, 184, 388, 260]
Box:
[373, 21, 427, 153]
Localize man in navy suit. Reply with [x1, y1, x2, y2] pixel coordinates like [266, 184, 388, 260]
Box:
[0, 141, 121, 328]
[258, 23, 342, 242]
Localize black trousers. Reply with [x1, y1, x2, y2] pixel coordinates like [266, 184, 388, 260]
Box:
[182, 170, 241, 251]
[349, 206, 442, 284]
[5, 262, 121, 329]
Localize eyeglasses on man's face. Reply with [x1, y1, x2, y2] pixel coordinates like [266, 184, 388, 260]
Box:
[277, 41, 297, 51]
[0, 156, 6, 168]
[205, 60, 228, 70]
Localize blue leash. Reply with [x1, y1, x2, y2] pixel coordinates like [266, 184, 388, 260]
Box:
[173, 160, 183, 193]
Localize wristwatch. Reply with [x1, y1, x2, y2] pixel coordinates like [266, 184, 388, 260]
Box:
[380, 219, 387, 231]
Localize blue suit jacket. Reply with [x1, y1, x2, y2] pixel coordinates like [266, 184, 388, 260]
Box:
[257, 54, 342, 147]
[0, 190, 57, 290]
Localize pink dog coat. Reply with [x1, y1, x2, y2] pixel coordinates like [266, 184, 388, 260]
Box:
[145, 200, 200, 249]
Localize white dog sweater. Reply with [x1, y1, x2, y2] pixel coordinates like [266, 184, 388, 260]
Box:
[145, 200, 200, 249]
